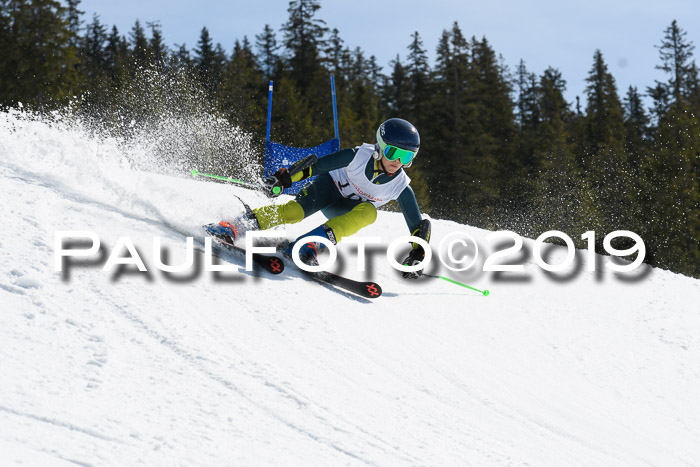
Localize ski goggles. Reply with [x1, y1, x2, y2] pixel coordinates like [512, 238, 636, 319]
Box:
[383, 145, 417, 165]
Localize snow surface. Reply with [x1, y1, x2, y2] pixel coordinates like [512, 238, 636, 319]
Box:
[1, 110, 700, 466]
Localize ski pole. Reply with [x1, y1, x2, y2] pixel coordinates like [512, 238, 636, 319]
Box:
[423, 274, 490, 296]
[191, 169, 282, 195]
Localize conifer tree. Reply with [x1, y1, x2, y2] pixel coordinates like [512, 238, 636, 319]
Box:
[381, 54, 410, 116]
[530, 67, 579, 234]
[78, 14, 109, 106]
[0, 1, 13, 106]
[655, 20, 695, 103]
[640, 103, 700, 276]
[468, 36, 515, 225]
[622, 86, 650, 175]
[281, 0, 327, 94]
[128, 20, 149, 70]
[269, 73, 316, 146]
[688, 62, 700, 113]
[324, 27, 343, 77]
[82, 14, 107, 73]
[338, 47, 379, 144]
[515, 60, 540, 139]
[583, 50, 626, 163]
[367, 55, 381, 93]
[104, 25, 129, 86]
[512, 59, 540, 210]
[641, 21, 700, 276]
[255, 24, 279, 80]
[319, 29, 356, 142]
[405, 31, 430, 125]
[581, 50, 628, 239]
[64, 0, 82, 47]
[279, 0, 331, 145]
[650, 20, 700, 176]
[400, 31, 433, 214]
[218, 37, 264, 141]
[171, 43, 192, 71]
[194, 26, 226, 96]
[147, 21, 167, 68]
[648, 20, 696, 124]
[0, 0, 80, 109]
[423, 24, 471, 218]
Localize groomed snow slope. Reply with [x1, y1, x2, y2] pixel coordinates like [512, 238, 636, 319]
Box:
[2, 110, 699, 466]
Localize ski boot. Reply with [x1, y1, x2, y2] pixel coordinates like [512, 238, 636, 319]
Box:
[283, 224, 336, 266]
[205, 210, 261, 245]
[204, 221, 239, 245]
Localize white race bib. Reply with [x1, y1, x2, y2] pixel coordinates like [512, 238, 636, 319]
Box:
[329, 143, 410, 207]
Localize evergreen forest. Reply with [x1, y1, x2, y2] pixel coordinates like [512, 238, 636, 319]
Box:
[1, 0, 698, 278]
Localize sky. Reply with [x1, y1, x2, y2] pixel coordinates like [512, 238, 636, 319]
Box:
[77, 0, 700, 108]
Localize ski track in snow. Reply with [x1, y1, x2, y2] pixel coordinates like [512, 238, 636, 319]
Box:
[2, 111, 700, 465]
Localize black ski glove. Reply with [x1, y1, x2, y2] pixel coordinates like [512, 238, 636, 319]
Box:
[401, 218, 431, 279]
[401, 246, 425, 279]
[263, 168, 292, 197]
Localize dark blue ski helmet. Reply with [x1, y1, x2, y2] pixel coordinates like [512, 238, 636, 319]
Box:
[376, 118, 420, 167]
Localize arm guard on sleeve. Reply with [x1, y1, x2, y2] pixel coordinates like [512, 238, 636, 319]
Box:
[410, 218, 431, 253]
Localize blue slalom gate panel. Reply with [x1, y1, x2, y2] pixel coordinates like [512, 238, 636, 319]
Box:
[263, 76, 340, 194]
[264, 139, 340, 194]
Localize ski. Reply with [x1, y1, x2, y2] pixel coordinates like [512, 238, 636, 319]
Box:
[204, 222, 380, 297]
[275, 244, 382, 298]
[203, 224, 284, 275]
[302, 269, 382, 299]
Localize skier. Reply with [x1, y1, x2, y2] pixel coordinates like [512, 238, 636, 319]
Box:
[208, 118, 430, 278]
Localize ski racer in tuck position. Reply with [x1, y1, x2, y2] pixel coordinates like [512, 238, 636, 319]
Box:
[208, 118, 431, 278]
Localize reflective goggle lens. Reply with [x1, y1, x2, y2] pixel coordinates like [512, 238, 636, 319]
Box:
[383, 145, 416, 164]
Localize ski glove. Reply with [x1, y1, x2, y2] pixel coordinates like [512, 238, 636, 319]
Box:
[263, 168, 292, 197]
[401, 219, 431, 279]
[401, 247, 425, 279]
